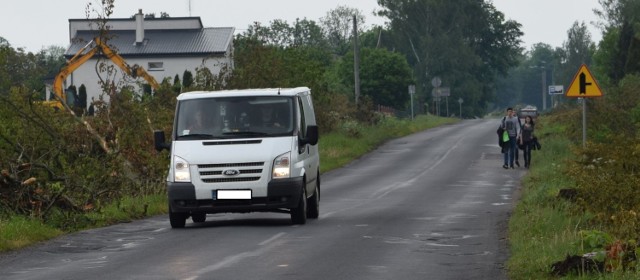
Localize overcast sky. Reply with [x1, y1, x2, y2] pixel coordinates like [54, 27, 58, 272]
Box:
[0, 0, 603, 53]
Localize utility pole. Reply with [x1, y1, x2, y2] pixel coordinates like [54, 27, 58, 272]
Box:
[542, 68, 547, 110]
[353, 15, 361, 107]
[409, 85, 415, 120]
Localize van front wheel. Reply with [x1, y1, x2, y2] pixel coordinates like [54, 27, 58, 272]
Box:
[290, 186, 307, 225]
[307, 181, 319, 219]
[169, 203, 187, 228]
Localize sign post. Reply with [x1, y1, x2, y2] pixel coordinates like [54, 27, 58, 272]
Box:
[438, 87, 450, 117]
[565, 64, 603, 147]
[408, 85, 415, 120]
[431, 77, 441, 116]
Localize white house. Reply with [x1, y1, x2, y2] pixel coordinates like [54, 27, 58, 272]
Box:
[56, 9, 235, 108]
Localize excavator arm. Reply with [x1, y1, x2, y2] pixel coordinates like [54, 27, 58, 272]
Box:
[50, 37, 160, 109]
[50, 40, 99, 108]
[97, 37, 160, 90]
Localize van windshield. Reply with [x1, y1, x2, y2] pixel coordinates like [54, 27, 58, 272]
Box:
[175, 96, 295, 139]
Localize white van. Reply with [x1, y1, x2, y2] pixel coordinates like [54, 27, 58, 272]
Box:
[154, 87, 320, 228]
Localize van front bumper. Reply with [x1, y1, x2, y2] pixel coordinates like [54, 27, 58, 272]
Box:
[167, 177, 304, 214]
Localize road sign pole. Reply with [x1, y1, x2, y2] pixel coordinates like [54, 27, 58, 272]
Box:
[446, 96, 449, 117]
[411, 94, 414, 120]
[436, 88, 440, 117]
[409, 85, 415, 120]
[582, 98, 587, 147]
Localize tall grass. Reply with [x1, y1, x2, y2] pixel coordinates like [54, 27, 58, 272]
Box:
[507, 116, 640, 279]
[0, 216, 63, 251]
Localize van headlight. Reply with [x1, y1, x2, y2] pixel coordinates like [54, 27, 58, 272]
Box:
[173, 155, 191, 182]
[272, 152, 290, 179]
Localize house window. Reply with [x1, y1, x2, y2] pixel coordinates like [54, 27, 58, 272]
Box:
[148, 62, 164, 71]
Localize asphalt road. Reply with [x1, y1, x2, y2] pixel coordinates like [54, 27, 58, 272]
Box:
[0, 118, 526, 280]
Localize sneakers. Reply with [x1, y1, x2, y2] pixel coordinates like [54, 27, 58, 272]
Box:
[503, 164, 508, 169]
[510, 165, 515, 169]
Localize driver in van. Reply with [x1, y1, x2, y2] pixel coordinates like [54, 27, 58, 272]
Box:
[186, 110, 207, 134]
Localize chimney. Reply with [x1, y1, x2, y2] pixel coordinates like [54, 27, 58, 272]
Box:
[135, 9, 144, 45]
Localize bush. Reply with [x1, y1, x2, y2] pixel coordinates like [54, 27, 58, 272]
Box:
[562, 74, 640, 241]
[0, 85, 174, 223]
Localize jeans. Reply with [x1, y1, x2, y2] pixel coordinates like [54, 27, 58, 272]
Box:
[523, 140, 532, 166]
[503, 136, 517, 166]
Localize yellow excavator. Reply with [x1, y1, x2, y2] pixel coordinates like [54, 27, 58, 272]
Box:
[48, 36, 160, 109]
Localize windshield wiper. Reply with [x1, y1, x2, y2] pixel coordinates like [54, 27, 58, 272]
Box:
[177, 133, 216, 139]
[222, 131, 268, 137]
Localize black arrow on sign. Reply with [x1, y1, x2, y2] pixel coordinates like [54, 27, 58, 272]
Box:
[579, 72, 592, 94]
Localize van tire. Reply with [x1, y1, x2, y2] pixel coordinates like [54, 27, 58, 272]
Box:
[307, 181, 319, 219]
[192, 212, 206, 223]
[291, 186, 307, 225]
[169, 204, 187, 228]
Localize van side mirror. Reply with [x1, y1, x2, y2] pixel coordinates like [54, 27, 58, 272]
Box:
[154, 130, 171, 152]
[300, 125, 318, 146]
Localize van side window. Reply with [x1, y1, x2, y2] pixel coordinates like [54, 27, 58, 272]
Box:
[297, 96, 306, 136]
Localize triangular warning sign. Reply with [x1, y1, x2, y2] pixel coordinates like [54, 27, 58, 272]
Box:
[565, 64, 603, 98]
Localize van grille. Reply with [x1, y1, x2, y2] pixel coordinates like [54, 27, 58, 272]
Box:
[198, 162, 265, 183]
[202, 177, 261, 183]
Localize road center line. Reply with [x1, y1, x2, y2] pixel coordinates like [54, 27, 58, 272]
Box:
[259, 232, 286, 246]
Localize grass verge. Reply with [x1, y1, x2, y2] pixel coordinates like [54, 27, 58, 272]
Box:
[506, 117, 640, 279]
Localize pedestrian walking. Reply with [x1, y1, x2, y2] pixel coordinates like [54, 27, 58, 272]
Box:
[519, 116, 535, 168]
[512, 109, 523, 167]
[500, 107, 520, 169]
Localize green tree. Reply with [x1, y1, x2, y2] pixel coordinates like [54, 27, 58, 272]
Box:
[240, 18, 327, 49]
[334, 48, 413, 109]
[556, 21, 596, 87]
[377, 0, 523, 116]
[320, 5, 366, 55]
[292, 18, 328, 48]
[172, 74, 181, 94]
[594, 0, 640, 83]
[182, 70, 193, 88]
[78, 84, 87, 110]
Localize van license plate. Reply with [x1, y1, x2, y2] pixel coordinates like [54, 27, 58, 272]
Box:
[215, 190, 251, 200]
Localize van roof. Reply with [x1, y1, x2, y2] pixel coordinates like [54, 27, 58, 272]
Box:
[177, 87, 310, 100]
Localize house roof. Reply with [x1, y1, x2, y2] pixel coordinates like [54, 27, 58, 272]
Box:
[64, 27, 235, 58]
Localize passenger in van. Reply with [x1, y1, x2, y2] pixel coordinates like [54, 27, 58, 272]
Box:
[259, 106, 281, 128]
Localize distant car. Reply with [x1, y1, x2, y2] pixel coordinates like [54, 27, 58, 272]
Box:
[518, 108, 538, 119]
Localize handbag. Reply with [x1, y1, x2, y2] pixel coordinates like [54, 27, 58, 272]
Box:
[532, 137, 541, 150]
[502, 131, 509, 142]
